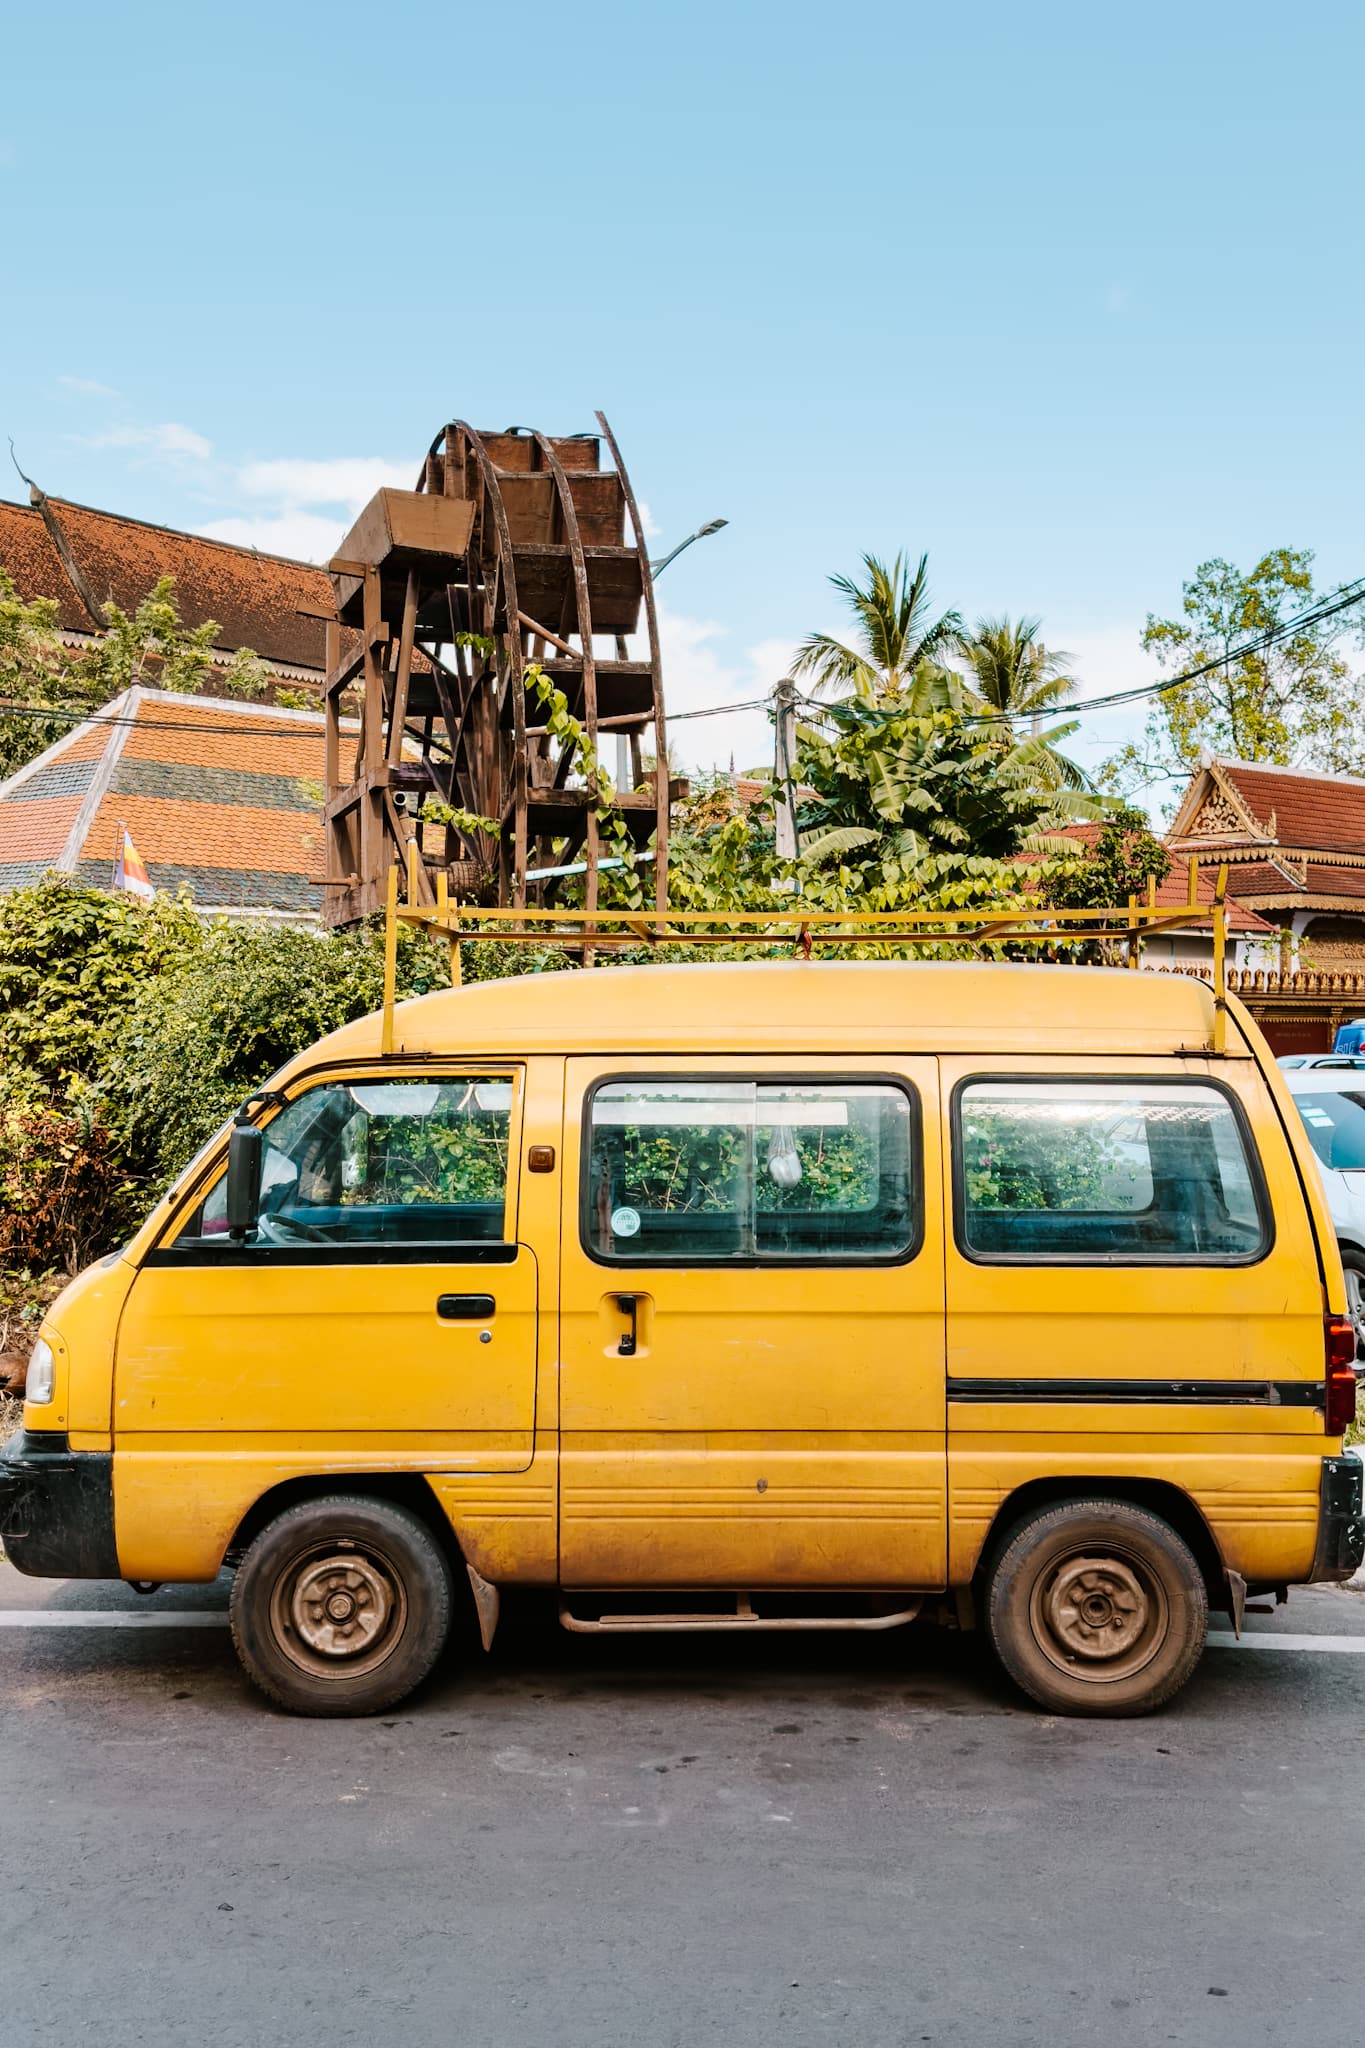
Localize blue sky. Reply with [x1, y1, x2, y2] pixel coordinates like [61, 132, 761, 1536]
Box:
[4, 0, 1362, 792]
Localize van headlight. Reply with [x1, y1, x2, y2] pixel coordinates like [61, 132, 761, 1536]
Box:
[27, 1338, 54, 1407]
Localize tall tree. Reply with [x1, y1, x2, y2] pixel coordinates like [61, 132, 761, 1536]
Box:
[1105, 548, 1365, 794]
[956, 614, 1089, 789]
[795, 696, 1105, 882]
[790, 553, 962, 702]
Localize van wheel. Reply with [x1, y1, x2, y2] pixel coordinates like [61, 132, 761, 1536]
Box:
[985, 1499, 1207, 1717]
[229, 1495, 453, 1717]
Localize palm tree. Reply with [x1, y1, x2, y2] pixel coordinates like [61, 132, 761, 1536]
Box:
[791, 553, 963, 702]
[957, 614, 1089, 789]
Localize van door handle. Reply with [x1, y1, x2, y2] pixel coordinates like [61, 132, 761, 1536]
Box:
[437, 1293, 495, 1321]
[616, 1294, 638, 1356]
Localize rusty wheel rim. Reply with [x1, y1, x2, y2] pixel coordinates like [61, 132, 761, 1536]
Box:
[1028, 1548, 1168, 1684]
[271, 1545, 407, 1680]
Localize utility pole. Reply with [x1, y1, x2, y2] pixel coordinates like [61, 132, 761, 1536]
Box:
[772, 679, 800, 863]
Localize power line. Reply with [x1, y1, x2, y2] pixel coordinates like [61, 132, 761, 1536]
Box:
[785, 576, 1365, 730]
[986, 576, 1365, 725]
[2, 577, 1363, 741]
[0, 703, 338, 739]
[666, 697, 770, 723]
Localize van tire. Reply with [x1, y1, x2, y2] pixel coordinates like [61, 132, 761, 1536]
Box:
[985, 1498, 1207, 1717]
[229, 1495, 453, 1717]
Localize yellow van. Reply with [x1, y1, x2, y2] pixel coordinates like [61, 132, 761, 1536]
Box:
[3, 961, 1360, 1717]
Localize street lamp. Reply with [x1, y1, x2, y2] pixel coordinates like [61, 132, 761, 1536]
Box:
[649, 517, 728, 579]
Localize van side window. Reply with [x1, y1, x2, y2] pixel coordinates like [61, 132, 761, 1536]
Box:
[584, 1078, 917, 1264]
[954, 1079, 1269, 1263]
[183, 1077, 513, 1248]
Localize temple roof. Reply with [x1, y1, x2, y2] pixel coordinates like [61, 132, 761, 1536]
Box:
[0, 688, 356, 918]
[0, 491, 334, 677]
[1169, 754, 1365, 859]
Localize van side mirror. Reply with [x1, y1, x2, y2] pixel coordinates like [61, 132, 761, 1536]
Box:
[226, 1124, 263, 1241]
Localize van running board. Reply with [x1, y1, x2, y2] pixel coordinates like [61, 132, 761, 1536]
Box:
[558, 1594, 923, 1635]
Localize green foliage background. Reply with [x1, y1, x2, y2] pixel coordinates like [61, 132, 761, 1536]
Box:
[0, 875, 568, 1271]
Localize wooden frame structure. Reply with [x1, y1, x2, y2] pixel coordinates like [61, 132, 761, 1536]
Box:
[322, 414, 674, 927]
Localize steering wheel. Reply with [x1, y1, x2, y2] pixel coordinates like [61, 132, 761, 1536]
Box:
[256, 1211, 334, 1246]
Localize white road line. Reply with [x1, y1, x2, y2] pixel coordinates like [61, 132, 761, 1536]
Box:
[0, 1610, 228, 1629]
[1207, 1631, 1365, 1654]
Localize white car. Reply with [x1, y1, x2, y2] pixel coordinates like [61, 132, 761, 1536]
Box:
[1281, 1061, 1365, 1357]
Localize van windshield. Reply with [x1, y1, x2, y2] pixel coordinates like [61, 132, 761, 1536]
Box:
[1294, 1091, 1365, 1172]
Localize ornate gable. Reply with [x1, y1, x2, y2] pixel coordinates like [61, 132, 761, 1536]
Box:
[1187, 785, 1250, 839]
[1168, 759, 1269, 848]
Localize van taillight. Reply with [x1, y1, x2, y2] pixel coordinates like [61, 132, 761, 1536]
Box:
[1325, 1316, 1358, 1435]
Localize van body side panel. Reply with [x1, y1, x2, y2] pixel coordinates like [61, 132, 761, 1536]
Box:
[426, 1440, 559, 1584]
[943, 1053, 1328, 1588]
[111, 1062, 548, 1584]
[949, 1436, 1324, 1585]
[427, 1056, 566, 1586]
[557, 1055, 947, 1590]
[18, 1256, 134, 1449]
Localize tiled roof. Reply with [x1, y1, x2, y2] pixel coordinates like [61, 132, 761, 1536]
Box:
[1226, 860, 1365, 904]
[0, 688, 357, 918]
[0, 493, 335, 674]
[1044, 824, 1275, 933]
[1214, 758, 1365, 856]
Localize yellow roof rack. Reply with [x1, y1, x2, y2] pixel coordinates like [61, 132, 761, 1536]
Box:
[381, 840, 1230, 1058]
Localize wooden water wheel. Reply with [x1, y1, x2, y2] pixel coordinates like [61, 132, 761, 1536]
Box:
[321, 413, 675, 926]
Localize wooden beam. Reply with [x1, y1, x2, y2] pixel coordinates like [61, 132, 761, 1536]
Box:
[387, 571, 419, 767]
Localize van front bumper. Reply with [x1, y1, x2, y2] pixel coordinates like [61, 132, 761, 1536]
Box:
[1309, 1453, 1365, 1583]
[0, 1430, 118, 1579]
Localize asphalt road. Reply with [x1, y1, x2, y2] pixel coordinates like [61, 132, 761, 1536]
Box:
[1, 1568, 1362, 2048]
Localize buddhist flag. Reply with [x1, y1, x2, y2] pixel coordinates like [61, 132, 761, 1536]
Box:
[113, 825, 154, 901]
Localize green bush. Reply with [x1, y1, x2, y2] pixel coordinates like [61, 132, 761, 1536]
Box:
[0, 878, 464, 1267]
[100, 916, 455, 1186]
[0, 874, 202, 1090]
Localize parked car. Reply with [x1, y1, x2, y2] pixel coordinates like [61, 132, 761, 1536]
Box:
[1, 964, 1360, 1720]
[1282, 1064, 1365, 1357]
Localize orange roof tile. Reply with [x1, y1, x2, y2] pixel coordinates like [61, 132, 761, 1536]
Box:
[1226, 860, 1365, 903]
[0, 688, 358, 917]
[1216, 759, 1365, 856]
[0, 796, 81, 865]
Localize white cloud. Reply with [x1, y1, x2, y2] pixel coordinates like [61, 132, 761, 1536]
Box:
[59, 374, 120, 398]
[236, 456, 413, 509]
[198, 454, 414, 563]
[85, 421, 212, 460]
[197, 511, 354, 564]
[635, 498, 662, 540]
[654, 609, 796, 777]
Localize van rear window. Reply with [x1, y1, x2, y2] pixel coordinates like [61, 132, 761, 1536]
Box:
[954, 1079, 1269, 1263]
[584, 1078, 917, 1264]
